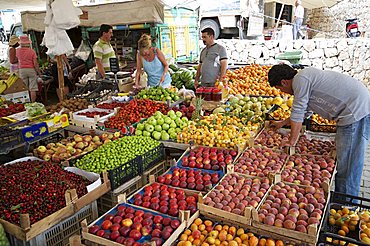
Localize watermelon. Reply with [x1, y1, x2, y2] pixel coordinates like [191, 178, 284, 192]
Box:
[180, 70, 193, 82]
[169, 64, 179, 72]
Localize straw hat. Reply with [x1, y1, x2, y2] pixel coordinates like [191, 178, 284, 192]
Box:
[8, 35, 19, 46]
[19, 35, 31, 45]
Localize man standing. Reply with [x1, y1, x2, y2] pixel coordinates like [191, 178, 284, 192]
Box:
[268, 64, 370, 197]
[292, 0, 304, 40]
[93, 24, 116, 79]
[195, 28, 228, 88]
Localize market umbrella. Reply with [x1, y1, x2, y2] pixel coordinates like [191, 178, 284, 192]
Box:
[42, 0, 82, 101]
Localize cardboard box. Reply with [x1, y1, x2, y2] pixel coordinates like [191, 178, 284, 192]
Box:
[3, 78, 28, 94]
[118, 80, 134, 93]
[44, 114, 69, 132]
[21, 122, 49, 142]
[1, 90, 30, 103]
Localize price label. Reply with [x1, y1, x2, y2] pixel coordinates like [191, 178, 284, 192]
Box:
[109, 58, 119, 74]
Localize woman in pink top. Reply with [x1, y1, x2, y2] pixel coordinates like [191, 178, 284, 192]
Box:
[16, 35, 41, 102]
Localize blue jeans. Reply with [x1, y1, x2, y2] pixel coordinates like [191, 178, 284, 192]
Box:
[335, 115, 370, 197]
[293, 17, 303, 40]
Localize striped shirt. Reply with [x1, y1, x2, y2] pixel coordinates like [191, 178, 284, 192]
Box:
[93, 39, 116, 71]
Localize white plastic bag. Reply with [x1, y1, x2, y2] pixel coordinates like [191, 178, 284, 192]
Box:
[50, 0, 82, 30]
[178, 86, 195, 99]
[75, 40, 92, 61]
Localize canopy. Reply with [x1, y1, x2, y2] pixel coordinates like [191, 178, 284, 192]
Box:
[21, 0, 165, 32]
[264, 0, 340, 9]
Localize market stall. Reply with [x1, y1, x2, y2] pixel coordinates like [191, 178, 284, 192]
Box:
[0, 61, 368, 246]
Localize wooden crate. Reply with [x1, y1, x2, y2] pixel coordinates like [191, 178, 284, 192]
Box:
[96, 176, 143, 216]
[69, 108, 117, 130]
[250, 182, 331, 245]
[142, 161, 170, 185]
[80, 205, 188, 246]
[1, 172, 110, 241]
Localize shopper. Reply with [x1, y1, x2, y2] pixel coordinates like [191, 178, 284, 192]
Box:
[135, 34, 171, 88]
[268, 64, 370, 197]
[93, 24, 116, 79]
[8, 35, 19, 74]
[195, 28, 228, 88]
[292, 0, 304, 40]
[16, 35, 41, 102]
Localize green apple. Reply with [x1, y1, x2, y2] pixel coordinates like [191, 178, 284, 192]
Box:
[148, 117, 157, 126]
[136, 123, 144, 131]
[164, 117, 172, 124]
[153, 131, 161, 140]
[135, 129, 143, 135]
[170, 122, 177, 128]
[162, 123, 170, 131]
[145, 124, 154, 132]
[156, 117, 164, 125]
[155, 125, 162, 132]
[175, 111, 182, 118]
[161, 132, 170, 141]
[143, 131, 151, 137]
[170, 132, 177, 139]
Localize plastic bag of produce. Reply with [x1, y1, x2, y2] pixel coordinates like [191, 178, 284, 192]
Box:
[25, 102, 47, 117]
[178, 86, 195, 100]
[0, 223, 10, 246]
[75, 40, 92, 62]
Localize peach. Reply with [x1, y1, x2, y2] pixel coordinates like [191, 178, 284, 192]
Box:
[296, 224, 307, 233]
[307, 217, 319, 225]
[263, 215, 275, 226]
[285, 215, 297, 223]
[274, 219, 284, 228]
[283, 220, 296, 230]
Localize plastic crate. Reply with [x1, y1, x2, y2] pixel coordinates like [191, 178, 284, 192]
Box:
[306, 118, 337, 133]
[108, 155, 142, 191]
[7, 201, 98, 246]
[276, 51, 303, 64]
[0, 126, 23, 154]
[140, 143, 165, 171]
[318, 191, 370, 246]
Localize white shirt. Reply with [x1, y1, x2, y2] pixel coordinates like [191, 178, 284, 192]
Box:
[294, 5, 304, 19]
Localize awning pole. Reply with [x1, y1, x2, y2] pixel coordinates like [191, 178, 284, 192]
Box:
[272, 3, 285, 40]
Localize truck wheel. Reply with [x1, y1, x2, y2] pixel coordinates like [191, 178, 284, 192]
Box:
[201, 19, 220, 39]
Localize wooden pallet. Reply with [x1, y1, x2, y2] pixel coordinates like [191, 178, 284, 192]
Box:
[250, 182, 331, 246]
[1, 172, 110, 241]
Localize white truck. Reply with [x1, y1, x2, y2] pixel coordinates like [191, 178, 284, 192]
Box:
[200, 0, 265, 39]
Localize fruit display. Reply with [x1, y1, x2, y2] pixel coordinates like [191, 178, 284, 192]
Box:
[128, 182, 198, 217]
[0, 223, 9, 246]
[175, 104, 196, 120]
[295, 135, 335, 156]
[177, 218, 287, 246]
[282, 154, 335, 187]
[311, 114, 336, 125]
[360, 211, 370, 244]
[254, 129, 335, 155]
[0, 160, 90, 225]
[135, 110, 190, 141]
[213, 95, 274, 123]
[178, 114, 261, 149]
[0, 73, 18, 94]
[326, 207, 360, 242]
[267, 96, 293, 121]
[96, 101, 127, 110]
[87, 204, 182, 246]
[169, 64, 196, 90]
[0, 103, 25, 118]
[76, 110, 110, 118]
[223, 64, 285, 96]
[234, 147, 288, 177]
[103, 99, 169, 131]
[203, 173, 270, 214]
[308, 114, 337, 133]
[257, 182, 327, 234]
[33, 132, 120, 162]
[179, 146, 238, 171]
[75, 136, 161, 174]
[47, 98, 90, 115]
[156, 167, 221, 192]
[25, 102, 47, 117]
[137, 86, 180, 102]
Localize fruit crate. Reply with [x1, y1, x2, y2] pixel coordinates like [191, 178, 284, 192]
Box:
[97, 175, 143, 216]
[126, 179, 199, 225]
[250, 182, 330, 245]
[81, 202, 187, 246]
[159, 166, 225, 195]
[318, 191, 370, 246]
[142, 160, 170, 185]
[306, 118, 337, 133]
[67, 81, 101, 99]
[108, 155, 142, 191]
[69, 108, 116, 130]
[0, 125, 24, 154]
[96, 119, 138, 136]
[197, 172, 274, 227]
[141, 143, 165, 171]
[7, 201, 98, 246]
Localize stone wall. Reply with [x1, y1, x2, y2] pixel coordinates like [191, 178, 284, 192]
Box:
[308, 0, 370, 38]
[215, 38, 370, 89]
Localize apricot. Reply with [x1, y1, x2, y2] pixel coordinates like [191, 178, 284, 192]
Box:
[240, 233, 249, 241]
[229, 226, 237, 236]
[229, 241, 238, 246]
[184, 229, 192, 236]
[266, 239, 275, 246]
[180, 234, 188, 241]
[259, 238, 266, 246]
[191, 224, 199, 231]
[184, 241, 192, 246]
[226, 234, 234, 241]
[237, 228, 245, 236]
[204, 220, 213, 227]
[341, 225, 349, 234]
[276, 240, 284, 246]
[249, 236, 259, 246]
[193, 239, 202, 246]
[214, 225, 223, 231]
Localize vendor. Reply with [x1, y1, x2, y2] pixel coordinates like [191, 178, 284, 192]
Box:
[16, 35, 41, 102]
[93, 24, 116, 79]
[268, 64, 370, 197]
[135, 34, 171, 88]
[194, 28, 228, 88]
[8, 35, 19, 74]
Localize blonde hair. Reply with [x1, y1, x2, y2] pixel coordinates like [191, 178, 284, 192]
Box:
[138, 34, 152, 55]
